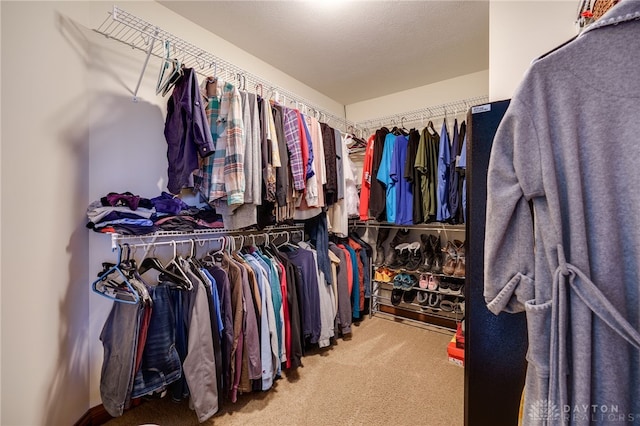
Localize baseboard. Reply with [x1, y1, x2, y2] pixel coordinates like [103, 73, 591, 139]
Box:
[74, 404, 113, 426]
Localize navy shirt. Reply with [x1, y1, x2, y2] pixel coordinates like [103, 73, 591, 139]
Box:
[164, 68, 214, 194]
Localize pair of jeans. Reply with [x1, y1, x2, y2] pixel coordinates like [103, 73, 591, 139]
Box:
[100, 301, 143, 417]
[131, 284, 182, 398]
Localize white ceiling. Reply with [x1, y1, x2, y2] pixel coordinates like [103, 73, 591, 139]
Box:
[159, 1, 489, 105]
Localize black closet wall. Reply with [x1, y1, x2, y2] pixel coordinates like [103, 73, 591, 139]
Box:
[464, 100, 527, 426]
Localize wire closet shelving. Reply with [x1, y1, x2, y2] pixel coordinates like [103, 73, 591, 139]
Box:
[93, 6, 354, 131]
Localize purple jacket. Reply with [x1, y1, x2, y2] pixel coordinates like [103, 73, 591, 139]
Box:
[164, 68, 214, 194]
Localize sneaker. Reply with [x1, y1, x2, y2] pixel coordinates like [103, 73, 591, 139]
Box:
[390, 288, 403, 306]
[428, 275, 440, 291]
[418, 274, 429, 289]
[388, 243, 410, 270]
[417, 290, 429, 305]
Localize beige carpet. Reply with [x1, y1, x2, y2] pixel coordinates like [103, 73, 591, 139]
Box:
[105, 316, 463, 426]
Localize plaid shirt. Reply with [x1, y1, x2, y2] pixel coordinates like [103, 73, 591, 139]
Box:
[202, 82, 245, 205]
[283, 107, 306, 191]
[194, 92, 220, 199]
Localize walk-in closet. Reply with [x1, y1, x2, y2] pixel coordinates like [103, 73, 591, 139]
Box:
[3, 1, 634, 426]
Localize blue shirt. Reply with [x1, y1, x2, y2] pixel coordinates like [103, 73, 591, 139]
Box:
[201, 269, 223, 337]
[377, 133, 398, 223]
[437, 120, 451, 222]
[390, 134, 412, 225]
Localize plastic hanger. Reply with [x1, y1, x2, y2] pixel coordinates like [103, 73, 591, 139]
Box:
[92, 244, 140, 304]
[156, 40, 172, 95]
[164, 241, 193, 290]
[160, 58, 184, 96]
[138, 244, 191, 289]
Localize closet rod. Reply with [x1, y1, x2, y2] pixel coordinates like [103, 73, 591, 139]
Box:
[110, 224, 304, 249]
[355, 95, 489, 131]
[116, 228, 304, 252]
[94, 6, 355, 131]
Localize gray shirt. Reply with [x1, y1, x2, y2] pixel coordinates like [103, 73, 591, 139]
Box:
[484, 3, 640, 424]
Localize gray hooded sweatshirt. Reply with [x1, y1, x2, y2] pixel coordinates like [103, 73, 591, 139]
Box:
[484, 2, 640, 425]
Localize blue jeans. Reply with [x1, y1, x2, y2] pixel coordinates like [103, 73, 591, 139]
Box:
[131, 284, 182, 398]
[100, 301, 142, 417]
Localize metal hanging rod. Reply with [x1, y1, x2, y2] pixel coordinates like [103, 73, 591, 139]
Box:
[110, 224, 304, 249]
[355, 95, 489, 131]
[94, 6, 354, 131]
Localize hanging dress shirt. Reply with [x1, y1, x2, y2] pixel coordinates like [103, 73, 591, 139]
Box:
[436, 120, 451, 222]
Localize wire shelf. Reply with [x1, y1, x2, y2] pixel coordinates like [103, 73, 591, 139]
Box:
[94, 6, 353, 130]
[355, 95, 489, 131]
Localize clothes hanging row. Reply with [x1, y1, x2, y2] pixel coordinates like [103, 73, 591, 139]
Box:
[358, 118, 468, 226]
[96, 227, 372, 422]
[164, 69, 360, 234]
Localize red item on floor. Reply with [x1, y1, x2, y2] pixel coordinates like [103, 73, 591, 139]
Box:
[448, 336, 464, 367]
[455, 322, 465, 349]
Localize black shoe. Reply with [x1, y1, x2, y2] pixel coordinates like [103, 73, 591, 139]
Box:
[418, 234, 435, 272]
[431, 236, 444, 274]
[383, 229, 411, 266]
[405, 242, 422, 271]
[388, 243, 410, 270]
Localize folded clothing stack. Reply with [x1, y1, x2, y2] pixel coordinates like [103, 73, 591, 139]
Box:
[86, 191, 224, 235]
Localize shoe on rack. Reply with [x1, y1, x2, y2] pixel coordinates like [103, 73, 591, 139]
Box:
[453, 240, 466, 277]
[405, 242, 423, 271]
[430, 235, 444, 274]
[438, 280, 451, 294]
[384, 229, 411, 266]
[403, 287, 417, 303]
[442, 241, 458, 276]
[439, 297, 456, 312]
[428, 275, 440, 291]
[428, 292, 442, 308]
[374, 227, 391, 267]
[418, 234, 435, 273]
[417, 290, 429, 305]
[448, 282, 463, 296]
[419, 273, 429, 289]
[388, 243, 410, 270]
[391, 288, 403, 306]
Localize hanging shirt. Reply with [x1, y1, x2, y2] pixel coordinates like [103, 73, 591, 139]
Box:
[390, 134, 412, 225]
[448, 119, 460, 223]
[283, 107, 306, 191]
[321, 123, 338, 205]
[359, 134, 376, 221]
[370, 128, 390, 221]
[377, 133, 398, 223]
[198, 81, 245, 205]
[436, 120, 451, 222]
[404, 129, 422, 224]
[164, 68, 214, 194]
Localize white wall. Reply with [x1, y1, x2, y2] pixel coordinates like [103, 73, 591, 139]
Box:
[345, 70, 489, 124]
[489, 0, 577, 101]
[1, 1, 346, 424]
[1, 2, 93, 425]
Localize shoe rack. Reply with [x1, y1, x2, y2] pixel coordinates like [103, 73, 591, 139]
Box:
[355, 221, 466, 330]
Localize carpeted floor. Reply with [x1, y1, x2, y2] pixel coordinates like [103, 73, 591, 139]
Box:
[105, 316, 463, 426]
